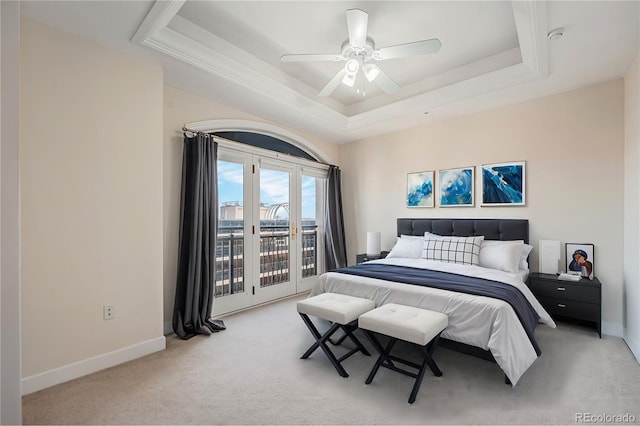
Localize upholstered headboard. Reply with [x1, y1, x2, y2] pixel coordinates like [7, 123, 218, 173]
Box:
[397, 218, 529, 244]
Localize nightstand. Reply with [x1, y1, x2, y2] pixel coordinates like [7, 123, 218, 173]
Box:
[529, 272, 601, 337]
[356, 251, 389, 264]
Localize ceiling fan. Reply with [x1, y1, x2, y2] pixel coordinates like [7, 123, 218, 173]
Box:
[280, 9, 441, 97]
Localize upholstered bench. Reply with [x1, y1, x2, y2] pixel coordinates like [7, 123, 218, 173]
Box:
[297, 293, 375, 377]
[358, 303, 448, 403]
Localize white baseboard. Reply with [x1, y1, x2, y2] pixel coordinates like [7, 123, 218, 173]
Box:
[623, 332, 640, 363]
[164, 321, 174, 335]
[21, 336, 166, 395]
[602, 321, 623, 338]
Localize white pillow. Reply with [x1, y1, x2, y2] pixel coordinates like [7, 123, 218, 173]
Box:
[401, 234, 424, 241]
[421, 232, 484, 266]
[386, 236, 424, 259]
[478, 240, 524, 273]
[520, 243, 533, 270]
[481, 240, 533, 271]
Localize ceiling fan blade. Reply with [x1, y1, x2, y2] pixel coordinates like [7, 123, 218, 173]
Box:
[374, 38, 442, 60]
[319, 69, 347, 97]
[281, 53, 343, 63]
[370, 66, 399, 94]
[346, 9, 368, 49]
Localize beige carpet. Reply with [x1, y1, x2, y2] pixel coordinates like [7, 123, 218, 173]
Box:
[23, 294, 640, 425]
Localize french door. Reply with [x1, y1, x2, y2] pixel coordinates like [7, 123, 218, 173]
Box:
[213, 146, 325, 316]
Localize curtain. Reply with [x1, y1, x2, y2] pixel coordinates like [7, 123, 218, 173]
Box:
[324, 165, 347, 270]
[173, 132, 226, 340]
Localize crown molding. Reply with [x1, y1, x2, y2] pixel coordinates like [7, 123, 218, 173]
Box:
[134, 0, 548, 141]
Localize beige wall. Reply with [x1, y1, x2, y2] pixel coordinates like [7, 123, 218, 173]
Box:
[339, 80, 625, 335]
[163, 85, 338, 328]
[16, 11, 635, 390]
[20, 18, 164, 378]
[624, 50, 640, 360]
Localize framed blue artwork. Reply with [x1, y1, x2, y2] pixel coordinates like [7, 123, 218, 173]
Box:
[481, 161, 526, 206]
[407, 171, 434, 207]
[439, 167, 474, 207]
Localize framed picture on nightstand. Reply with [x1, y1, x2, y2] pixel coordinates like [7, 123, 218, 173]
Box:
[565, 243, 594, 280]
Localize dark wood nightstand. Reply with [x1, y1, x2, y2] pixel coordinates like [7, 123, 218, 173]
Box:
[356, 251, 389, 264]
[529, 272, 601, 337]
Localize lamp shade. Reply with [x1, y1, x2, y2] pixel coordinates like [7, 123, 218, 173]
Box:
[366, 232, 381, 256]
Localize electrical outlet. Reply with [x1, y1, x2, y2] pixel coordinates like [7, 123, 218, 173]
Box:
[103, 305, 114, 320]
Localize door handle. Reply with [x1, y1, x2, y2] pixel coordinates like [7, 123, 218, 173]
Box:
[291, 223, 296, 240]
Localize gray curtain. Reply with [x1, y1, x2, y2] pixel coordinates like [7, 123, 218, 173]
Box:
[173, 132, 226, 340]
[324, 165, 347, 270]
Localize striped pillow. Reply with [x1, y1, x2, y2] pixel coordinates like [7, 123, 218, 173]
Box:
[421, 232, 484, 266]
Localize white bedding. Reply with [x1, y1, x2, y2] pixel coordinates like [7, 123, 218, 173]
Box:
[511, 269, 530, 284]
[310, 258, 556, 386]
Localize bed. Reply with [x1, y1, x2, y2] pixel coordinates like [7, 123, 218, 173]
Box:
[310, 218, 556, 386]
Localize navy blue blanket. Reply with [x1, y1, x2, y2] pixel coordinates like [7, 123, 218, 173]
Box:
[332, 263, 541, 355]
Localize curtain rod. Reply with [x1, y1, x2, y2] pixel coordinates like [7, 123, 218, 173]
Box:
[182, 126, 209, 134]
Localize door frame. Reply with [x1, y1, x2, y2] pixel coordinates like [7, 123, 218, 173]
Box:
[213, 138, 328, 316]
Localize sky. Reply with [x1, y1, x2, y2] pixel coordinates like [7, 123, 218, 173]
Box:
[218, 160, 316, 219]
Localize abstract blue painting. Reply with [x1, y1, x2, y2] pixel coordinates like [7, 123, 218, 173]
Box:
[439, 167, 474, 207]
[407, 171, 434, 207]
[482, 161, 526, 206]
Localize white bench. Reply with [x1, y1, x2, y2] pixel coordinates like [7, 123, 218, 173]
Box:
[359, 303, 448, 404]
[297, 293, 375, 377]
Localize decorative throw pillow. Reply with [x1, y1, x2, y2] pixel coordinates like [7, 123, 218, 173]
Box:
[386, 235, 424, 259]
[421, 232, 484, 266]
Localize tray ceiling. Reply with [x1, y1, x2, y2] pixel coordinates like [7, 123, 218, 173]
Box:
[21, 1, 640, 143]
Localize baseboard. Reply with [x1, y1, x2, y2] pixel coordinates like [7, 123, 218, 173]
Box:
[212, 291, 309, 320]
[602, 321, 623, 338]
[164, 321, 174, 335]
[21, 336, 166, 395]
[623, 331, 640, 363]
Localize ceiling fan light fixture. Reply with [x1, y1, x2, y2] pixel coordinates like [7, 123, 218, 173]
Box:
[345, 58, 360, 75]
[364, 64, 380, 82]
[281, 8, 441, 97]
[355, 76, 366, 96]
[342, 72, 356, 87]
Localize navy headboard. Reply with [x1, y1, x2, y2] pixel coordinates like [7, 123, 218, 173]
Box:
[397, 218, 529, 244]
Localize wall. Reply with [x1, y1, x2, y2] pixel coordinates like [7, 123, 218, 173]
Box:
[624, 50, 640, 361]
[20, 18, 165, 392]
[1, 1, 22, 422]
[163, 85, 338, 331]
[339, 80, 625, 336]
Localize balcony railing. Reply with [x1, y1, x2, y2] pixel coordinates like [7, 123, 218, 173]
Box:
[214, 224, 317, 297]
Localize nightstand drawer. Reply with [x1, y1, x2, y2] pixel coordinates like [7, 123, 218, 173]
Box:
[537, 296, 600, 322]
[530, 280, 599, 303]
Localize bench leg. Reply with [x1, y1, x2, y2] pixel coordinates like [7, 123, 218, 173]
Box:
[364, 330, 444, 404]
[409, 356, 429, 404]
[364, 331, 397, 385]
[329, 325, 371, 357]
[299, 313, 349, 377]
[299, 313, 371, 378]
[424, 334, 443, 377]
[342, 324, 371, 357]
